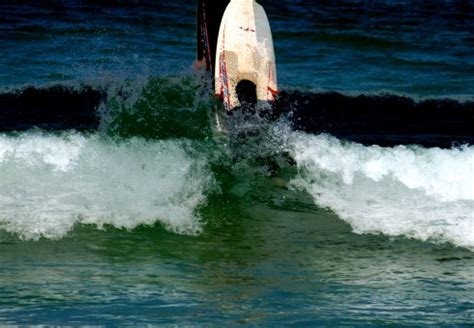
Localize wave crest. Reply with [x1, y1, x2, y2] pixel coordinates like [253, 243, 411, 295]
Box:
[287, 131, 474, 249]
[0, 132, 214, 240]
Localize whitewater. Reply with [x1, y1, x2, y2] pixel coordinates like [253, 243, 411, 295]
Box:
[0, 132, 214, 239]
[284, 129, 474, 249]
[1, 122, 473, 251]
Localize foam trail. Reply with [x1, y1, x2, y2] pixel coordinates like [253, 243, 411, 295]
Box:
[285, 131, 474, 249]
[0, 132, 214, 240]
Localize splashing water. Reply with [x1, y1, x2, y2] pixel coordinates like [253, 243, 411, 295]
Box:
[284, 130, 474, 249]
[0, 131, 215, 240]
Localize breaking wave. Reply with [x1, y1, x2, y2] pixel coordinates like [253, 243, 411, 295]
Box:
[285, 130, 474, 249]
[0, 131, 215, 240]
[0, 77, 473, 250]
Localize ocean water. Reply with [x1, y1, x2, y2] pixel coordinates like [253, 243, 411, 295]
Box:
[1, 0, 474, 325]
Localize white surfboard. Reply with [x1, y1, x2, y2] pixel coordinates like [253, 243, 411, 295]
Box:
[214, 0, 278, 111]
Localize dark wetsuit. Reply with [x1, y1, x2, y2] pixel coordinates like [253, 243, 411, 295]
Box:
[197, 0, 229, 73]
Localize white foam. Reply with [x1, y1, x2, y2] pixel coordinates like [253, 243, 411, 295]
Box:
[0, 132, 214, 240]
[285, 131, 474, 249]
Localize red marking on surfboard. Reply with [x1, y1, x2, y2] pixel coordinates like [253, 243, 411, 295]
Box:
[202, 2, 212, 71]
[267, 69, 278, 100]
[218, 53, 224, 99]
[268, 87, 279, 98]
[219, 25, 232, 111]
[239, 26, 255, 32]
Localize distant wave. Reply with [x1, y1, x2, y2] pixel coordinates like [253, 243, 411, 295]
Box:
[0, 85, 104, 131]
[273, 90, 474, 147]
[0, 82, 473, 147]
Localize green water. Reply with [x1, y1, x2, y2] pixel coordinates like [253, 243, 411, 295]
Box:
[0, 75, 473, 325]
[1, 195, 473, 325]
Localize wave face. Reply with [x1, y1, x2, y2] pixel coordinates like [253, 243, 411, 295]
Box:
[273, 91, 474, 148]
[0, 85, 104, 131]
[284, 130, 474, 249]
[0, 77, 473, 250]
[0, 131, 214, 240]
[1, 82, 473, 147]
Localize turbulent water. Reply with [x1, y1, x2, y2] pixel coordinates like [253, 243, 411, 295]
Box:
[1, 0, 474, 326]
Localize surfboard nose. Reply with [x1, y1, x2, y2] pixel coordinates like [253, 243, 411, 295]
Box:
[214, 0, 278, 111]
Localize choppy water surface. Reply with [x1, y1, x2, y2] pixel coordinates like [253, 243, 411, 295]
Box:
[2, 0, 474, 96]
[0, 0, 473, 326]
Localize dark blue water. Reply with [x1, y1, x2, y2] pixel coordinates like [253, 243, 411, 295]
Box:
[0, 1, 473, 326]
[2, 0, 474, 96]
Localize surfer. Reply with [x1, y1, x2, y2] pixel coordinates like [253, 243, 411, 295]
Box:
[197, 0, 294, 180]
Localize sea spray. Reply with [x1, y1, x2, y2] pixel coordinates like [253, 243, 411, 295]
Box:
[99, 75, 215, 140]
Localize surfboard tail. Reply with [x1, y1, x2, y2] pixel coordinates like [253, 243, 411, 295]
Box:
[214, 0, 278, 111]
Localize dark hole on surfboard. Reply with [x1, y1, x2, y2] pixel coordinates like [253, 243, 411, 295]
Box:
[236, 80, 257, 108]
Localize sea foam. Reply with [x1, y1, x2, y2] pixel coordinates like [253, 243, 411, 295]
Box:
[0, 132, 214, 240]
[286, 131, 474, 249]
